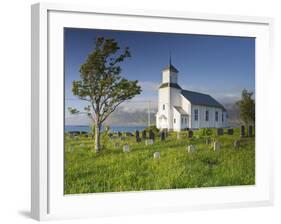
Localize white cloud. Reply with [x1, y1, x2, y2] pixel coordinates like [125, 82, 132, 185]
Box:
[138, 81, 159, 92]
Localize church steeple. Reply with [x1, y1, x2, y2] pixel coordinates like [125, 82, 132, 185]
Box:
[169, 51, 172, 66]
[161, 54, 179, 85]
[162, 53, 179, 73]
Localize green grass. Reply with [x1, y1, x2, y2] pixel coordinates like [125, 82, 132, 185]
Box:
[64, 128, 255, 194]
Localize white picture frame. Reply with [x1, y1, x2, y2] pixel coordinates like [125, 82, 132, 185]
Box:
[31, 2, 274, 221]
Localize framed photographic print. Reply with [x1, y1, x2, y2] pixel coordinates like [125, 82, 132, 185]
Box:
[31, 2, 274, 221]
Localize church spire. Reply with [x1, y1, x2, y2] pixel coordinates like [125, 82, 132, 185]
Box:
[169, 51, 172, 66]
[162, 52, 178, 73]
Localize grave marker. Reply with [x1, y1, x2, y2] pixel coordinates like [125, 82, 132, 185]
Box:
[187, 145, 196, 153]
[123, 144, 130, 152]
[213, 141, 221, 151]
[227, 128, 234, 135]
[142, 130, 147, 139]
[153, 152, 160, 159]
[217, 128, 224, 136]
[234, 140, 240, 148]
[188, 130, 193, 138]
[135, 130, 141, 142]
[160, 131, 165, 141]
[240, 125, 245, 137]
[145, 139, 154, 145]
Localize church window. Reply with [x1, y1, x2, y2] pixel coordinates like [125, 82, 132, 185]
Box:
[181, 118, 183, 124]
[194, 109, 198, 121]
[205, 110, 209, 121]
[185, 117, 187, 123]
[174, 118, 176, 123]
[163, 104, 165, 110]
[222, 113, 224, 122]
[215, 111, 218, 121]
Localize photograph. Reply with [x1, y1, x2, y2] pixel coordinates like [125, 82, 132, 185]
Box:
[64, 28, 255, 194]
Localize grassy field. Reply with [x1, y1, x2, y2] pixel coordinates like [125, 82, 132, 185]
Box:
[64, 128, 255, 194]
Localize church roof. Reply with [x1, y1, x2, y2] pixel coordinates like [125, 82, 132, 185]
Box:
[174, 106, 188, 115]
[181, 90, 226, 111]
[159, 82, 182, 89]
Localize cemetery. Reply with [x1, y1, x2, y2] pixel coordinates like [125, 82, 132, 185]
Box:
[64, 126, 255, 194]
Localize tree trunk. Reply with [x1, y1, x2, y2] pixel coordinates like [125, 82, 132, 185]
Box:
[94, 121, 101, 153]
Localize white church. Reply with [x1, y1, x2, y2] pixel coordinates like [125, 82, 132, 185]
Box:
[156, 60, 228, 131]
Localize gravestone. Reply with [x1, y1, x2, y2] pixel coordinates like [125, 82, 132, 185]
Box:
[153, 152, 160, 159]
[123, 144, 130, 153]
[135, 130, 141, 142]
[163, 129, 168, 138]
[213, 141, 221, 151]
[206, 137, 211, 144]
[177, 132, 181, 140]
[188, 130, 193, 138]
[187, 145, 196, 153]
[149, 131, 155, 141]
[240, 125, 245, 138]
[248, 125, 253, 137]
[160, 131, 165, 141]
[149, 130, 153, 139]
[80, 143, 85, 147]
[234, 140, 240, 148]
[145, 139, 154, 145]
[142, 130, 147, 139]
[120, 136, 126, 141]
[227, 128, 234, 135]
[217, 128, 224, 136]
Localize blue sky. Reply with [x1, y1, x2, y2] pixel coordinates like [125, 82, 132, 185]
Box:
[64, 28, 255, 124]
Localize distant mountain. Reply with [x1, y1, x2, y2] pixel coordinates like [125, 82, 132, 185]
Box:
[105, 107, 157, 127]
[66, 103, 240, 128]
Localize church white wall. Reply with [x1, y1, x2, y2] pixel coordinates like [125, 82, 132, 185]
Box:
[157, 87, 170, 129]
[180, 95, 192, 128]
[190, 105, 227, 129]
[173, 108, 182, 131]
[169, 87, 181, 130]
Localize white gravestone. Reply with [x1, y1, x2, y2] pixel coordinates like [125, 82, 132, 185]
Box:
[123, 144, 130, 153]
[213, 141, 221, 151]
[234, 140, 240, 148]
[187, 145, 196, 153]
[153, 152, 160, 159]
[145, 139, 154, 145]
[177, 132, 181, 140]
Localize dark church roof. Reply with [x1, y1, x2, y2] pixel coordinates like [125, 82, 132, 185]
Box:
[181, 90, 226, 111]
